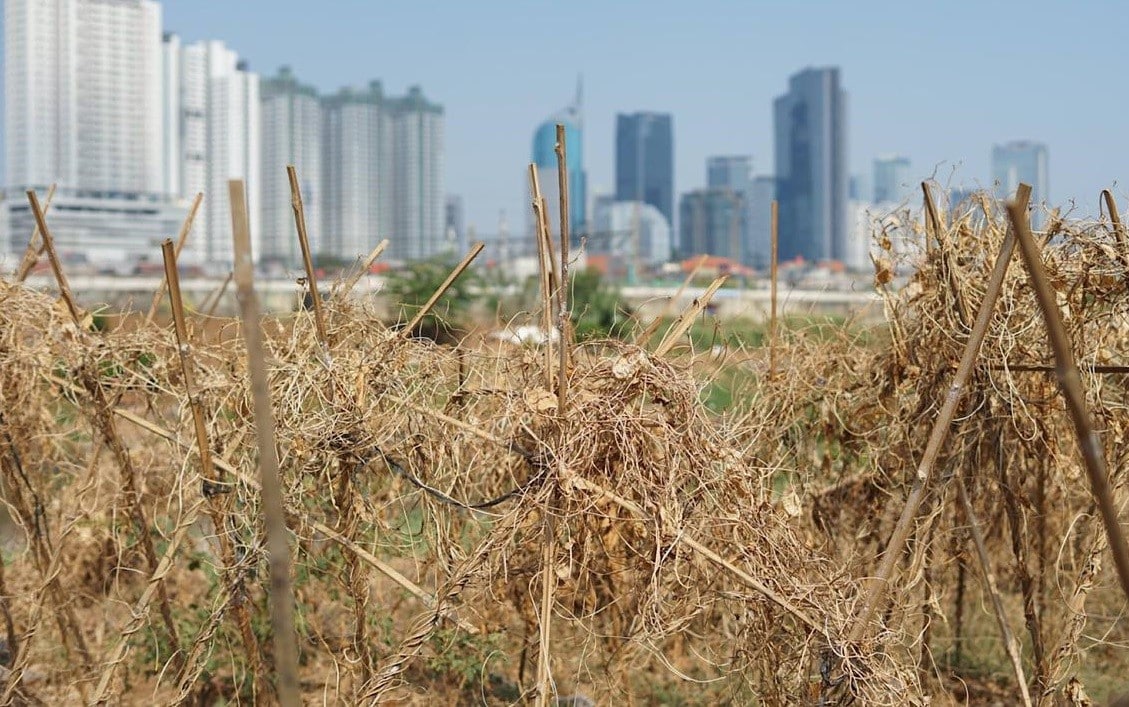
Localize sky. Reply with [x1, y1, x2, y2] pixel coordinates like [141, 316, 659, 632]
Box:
[4, 0, 1129, 231]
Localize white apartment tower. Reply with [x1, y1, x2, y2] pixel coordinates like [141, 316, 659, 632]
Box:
[260, 67, 323, 266]
[4, 0, 182, 262]
[321, 82, 393, 263]
[163, 37, 260, 266]
[5, 0, 163, 192]
[391, 87, 445, 262]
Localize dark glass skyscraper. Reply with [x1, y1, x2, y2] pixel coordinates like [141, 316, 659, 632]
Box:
[615, 112, 674, 228]
[773, 67, 847, 262]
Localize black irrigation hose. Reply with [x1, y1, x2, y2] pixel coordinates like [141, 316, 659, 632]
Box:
[370, 445, 546, 511]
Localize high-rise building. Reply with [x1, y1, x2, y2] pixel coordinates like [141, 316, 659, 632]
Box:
[446, 195, 466, 254]
[259, 66, 323, 266]
[531, 82, 586, 240]
[4, 0, 183, 263]
[390, 87, 445, 262]
[679, 188, 744, 262]
[773, 67, 848, 263]
[590, 199, 671, 270]
[707, 155, 755, 265]
[322, 83, 444, 264]
[164, 37, 261, 267]
[873, 155, 911, 204]
[322, 83, 392, 264]
[615, 112, 674, 228]
[707, 156, 753, 193]
[992, 141, 1048, 228]
[746, 176, 776, 269]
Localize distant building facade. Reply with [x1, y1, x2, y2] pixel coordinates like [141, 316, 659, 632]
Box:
[992, 141, 1048, 228]
[679, 188, 744, 262]
[321, 83, 444, 264]
[4, 0, 183, 263]
[530, 83, 586, 241]
[773, 67, 848, 263]
[706, 155, 756, 265]
[873, 154, 911, 204]
[446, 195, 466, 254]
[163, 38, 261, 267]
[616, 112, 674, 228]
[746, 176, 777, 269]
[260, 66, 323, 266]
[591, 199, 671, 270]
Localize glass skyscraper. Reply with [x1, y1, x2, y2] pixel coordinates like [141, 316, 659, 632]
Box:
[773, 67, 848, 263]
[615, 112, 674, 229]
[531, 82, 586, 239]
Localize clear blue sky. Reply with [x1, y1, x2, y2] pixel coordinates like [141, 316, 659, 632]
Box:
[4, 1, 1129, 230]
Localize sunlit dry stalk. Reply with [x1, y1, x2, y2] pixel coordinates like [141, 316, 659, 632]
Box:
[230, 179, 300, 707]
[1007, 199, 1129, 600]
[635, 254, 707, 347]
[161, 239, 262, 696]
[288, 165, 329, 349]
[334, 238, 389, 300]
[845, 184, 1031, 645]
[401, 242, 485, 336]
[13, 183, 55, 282]
[26, 188, 182, 654]
[146, 192, 202, 324]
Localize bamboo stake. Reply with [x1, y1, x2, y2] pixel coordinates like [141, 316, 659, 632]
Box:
[160, 239, 262, 692]
[203, 271, 233, 318]
[769, 200, 779, 379]
[288, 166, 329, 349]
[26, 190, 82, 326]
[554, 124, 571, 411]
[1101, 189, 1129, 274]
[336, 238, 390, 300]
[635, 254, 708, 347]
[922, 181, 944, 248]
[146, 192, 202, 324]
[13, 183, 55, 282]
[27, 189, 181, 654]
[229, 179, 300, 706]
[1007, 200, 1129, 602]
[654, 277, 728, 358]
[845, 184, 1031, 644]
[529, 164, 555, 391]
[400, 242, 485, 337]
[956, 478, 1032, 706]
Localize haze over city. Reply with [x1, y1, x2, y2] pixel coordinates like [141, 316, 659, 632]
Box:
[3, 0, 1129, 234]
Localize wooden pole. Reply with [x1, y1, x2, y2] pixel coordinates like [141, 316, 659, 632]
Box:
[1008, 199, 1129, 603]
[400, 242, 485, 337]
[146, 192, 203, 324]
[554, 124, 571, 411]
[335, 238, 390, 300]
[13, 183, 56, 282]
[769, 200, 779, 379]
[26, 190, 82, 325]
[287, 166, 329, 348]
[529, 164, 555, 390]
[229, 179, 300, 707]
[846, 183, 1032, 644]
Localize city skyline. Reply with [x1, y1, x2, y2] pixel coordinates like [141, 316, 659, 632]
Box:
[2, 1, 1126, 250]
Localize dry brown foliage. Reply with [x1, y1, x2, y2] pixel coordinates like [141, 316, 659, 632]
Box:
[0, 187, 1126, 705]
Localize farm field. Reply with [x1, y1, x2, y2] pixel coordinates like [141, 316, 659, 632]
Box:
[1, 182, 1128, 706]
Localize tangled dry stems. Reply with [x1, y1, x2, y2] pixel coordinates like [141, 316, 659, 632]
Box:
[0, 190, 1126, 704]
